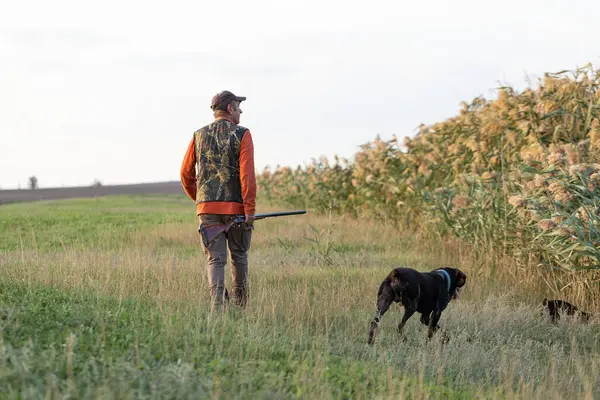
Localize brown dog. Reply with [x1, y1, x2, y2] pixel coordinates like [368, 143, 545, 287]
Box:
[542, 298, 592, 323]
[368, 267, 466, 345]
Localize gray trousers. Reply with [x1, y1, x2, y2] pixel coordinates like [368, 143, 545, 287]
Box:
[199, 214, 252, 309]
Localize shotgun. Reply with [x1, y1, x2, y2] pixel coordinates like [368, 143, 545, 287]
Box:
[199, 210, 307, 247]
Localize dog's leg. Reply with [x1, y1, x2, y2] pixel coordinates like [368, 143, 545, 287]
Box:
[419, 312, 430, 327]
[368, 285, 394, 345]
[427, 310, 442, 340]
[578, 311, 592, 323]
[397, 308, 416, 341]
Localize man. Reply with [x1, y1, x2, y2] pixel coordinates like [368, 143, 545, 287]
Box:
[180, 90, 256, 311]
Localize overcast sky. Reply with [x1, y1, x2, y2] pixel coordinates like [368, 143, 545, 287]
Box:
[1, 0, 598, 189]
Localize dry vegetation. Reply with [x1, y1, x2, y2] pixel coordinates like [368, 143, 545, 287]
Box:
[258, 64, 600, 307]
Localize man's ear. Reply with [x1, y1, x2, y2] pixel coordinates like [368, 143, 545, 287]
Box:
[455, 270, 466, 287]
[227, 101, 239, 114]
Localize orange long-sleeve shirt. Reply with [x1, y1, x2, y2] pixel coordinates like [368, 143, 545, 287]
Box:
[180, 122, 256, 216]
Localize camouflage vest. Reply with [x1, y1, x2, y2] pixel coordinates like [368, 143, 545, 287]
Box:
[194, 119, 247, 204]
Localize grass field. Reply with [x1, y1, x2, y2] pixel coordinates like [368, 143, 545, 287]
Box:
[1, 195, 599, 399]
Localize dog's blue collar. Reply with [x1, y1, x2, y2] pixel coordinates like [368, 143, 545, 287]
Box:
[435, 269, 452, 293]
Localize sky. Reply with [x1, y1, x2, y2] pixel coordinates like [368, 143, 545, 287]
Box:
[1, 0, 599, 189]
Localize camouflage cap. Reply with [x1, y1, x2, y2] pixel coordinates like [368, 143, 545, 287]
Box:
[210, 90, 247, 111]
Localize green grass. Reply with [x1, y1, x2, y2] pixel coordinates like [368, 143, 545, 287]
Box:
[1, 195, 599, 398]
[0, 282, 472, 399]
[0, 196, 192, 252]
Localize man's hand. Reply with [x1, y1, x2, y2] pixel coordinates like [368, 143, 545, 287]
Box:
[244, 214, 255, 228]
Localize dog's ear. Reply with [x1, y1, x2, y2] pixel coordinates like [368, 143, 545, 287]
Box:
[542, 298, 548, 306]
[455, 270, 466, 287]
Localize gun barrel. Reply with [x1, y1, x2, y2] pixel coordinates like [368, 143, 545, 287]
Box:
[255, 210, 307, 219]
